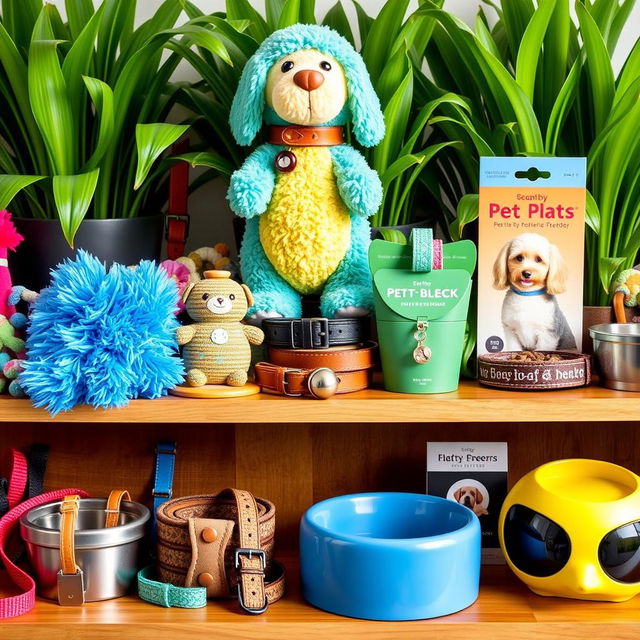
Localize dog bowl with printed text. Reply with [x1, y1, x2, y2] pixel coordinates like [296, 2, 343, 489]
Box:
[299, 492, 481, 620]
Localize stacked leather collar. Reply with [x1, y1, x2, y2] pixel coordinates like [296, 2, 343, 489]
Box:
[256, 317, 376, 399]
[155, 488, 285, 614]
[262, 317, 369, 349]
[256, 342, 377, 398]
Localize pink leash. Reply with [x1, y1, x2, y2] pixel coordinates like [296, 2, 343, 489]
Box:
[0, 488, 89, 618]
[3, 449, 28, 509]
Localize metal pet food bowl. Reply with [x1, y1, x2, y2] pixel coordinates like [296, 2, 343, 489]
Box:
[589, 323, 640, 391]
[20, 498, 149, 602]
[299, 492, 481, 620]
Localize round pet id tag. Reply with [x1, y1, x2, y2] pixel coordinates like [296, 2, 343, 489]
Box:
[413, 344, 432, 364]
[275, 151, 297, 173]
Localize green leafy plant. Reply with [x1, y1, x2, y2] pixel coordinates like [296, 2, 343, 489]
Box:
[414, 0, 640, 305]
[171, 0, 461, 231]
[0, 0, 229, 246]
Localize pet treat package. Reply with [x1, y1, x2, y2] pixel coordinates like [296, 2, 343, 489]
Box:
[427, 442, 508, 564]
[478, 157, 586, 356]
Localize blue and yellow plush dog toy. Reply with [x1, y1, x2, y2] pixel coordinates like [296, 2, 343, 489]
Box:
[228, 24, 385, 321]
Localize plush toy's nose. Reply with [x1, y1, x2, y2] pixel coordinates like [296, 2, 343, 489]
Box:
[294, 69, 325, 91]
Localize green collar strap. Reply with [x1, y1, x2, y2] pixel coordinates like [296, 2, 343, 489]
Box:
[137, 565, 206, 609]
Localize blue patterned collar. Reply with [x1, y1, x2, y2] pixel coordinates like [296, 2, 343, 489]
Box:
[510, 286, 547, 297]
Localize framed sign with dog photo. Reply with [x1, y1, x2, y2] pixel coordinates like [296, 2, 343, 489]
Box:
[427, 442, 508, 564]
[478, 157, 586, 355]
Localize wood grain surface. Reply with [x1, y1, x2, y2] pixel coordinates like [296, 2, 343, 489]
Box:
[1, 558, 640, 639]
[0, 381, 637, 423]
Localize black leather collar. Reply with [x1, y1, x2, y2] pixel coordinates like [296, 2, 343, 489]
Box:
[261, 317, 369, 349]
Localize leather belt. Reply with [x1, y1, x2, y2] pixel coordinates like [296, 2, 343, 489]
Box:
[262, 317, 369, 349]
[255, 342, 377, 398]
[268, 125, 344, 147]
[155, 489, 285, 614]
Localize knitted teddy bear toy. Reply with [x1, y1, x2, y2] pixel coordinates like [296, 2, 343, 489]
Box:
[177, 270, 264, 387]
[228, 24, 385, 322]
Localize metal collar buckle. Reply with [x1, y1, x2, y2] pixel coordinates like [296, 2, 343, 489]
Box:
[165, 214, 190, 240]
[235, 548, 267, 615]
[309, 317, 330, 349]
[57, 569, 85, 606]
[282, 368, 303, 396]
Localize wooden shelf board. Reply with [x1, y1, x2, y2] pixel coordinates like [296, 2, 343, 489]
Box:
[0, 381, 637, 424]
[3, 558, 640, 639]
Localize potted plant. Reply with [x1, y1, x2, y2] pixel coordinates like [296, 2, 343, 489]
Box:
[411, 0, 640, 330]
[169, 0, 462, 246]
[0, 0, 230, 289]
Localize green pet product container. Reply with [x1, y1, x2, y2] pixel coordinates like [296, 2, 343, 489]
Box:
[369, 230, 477, 394]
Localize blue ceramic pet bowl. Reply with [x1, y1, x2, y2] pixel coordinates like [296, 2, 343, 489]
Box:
[300, 492, 480, 620]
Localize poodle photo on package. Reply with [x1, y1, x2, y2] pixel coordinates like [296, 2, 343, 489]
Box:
[493, 233, 577, 351]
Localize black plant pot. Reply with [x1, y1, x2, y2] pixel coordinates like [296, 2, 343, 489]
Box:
[9, 215, 165, 291]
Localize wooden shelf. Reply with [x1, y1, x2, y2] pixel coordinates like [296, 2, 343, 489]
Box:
[3, 557, 640, 639]
[0, 381, 637, 423]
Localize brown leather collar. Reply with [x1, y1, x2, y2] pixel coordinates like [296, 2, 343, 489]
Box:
[255, 342, 377, 397]
[156, 490, 284, 613]
[268, 125, 344, 147]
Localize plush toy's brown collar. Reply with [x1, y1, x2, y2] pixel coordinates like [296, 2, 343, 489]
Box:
[268, 125, 344, 147]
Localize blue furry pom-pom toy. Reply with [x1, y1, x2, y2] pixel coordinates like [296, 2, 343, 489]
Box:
[20, 251, 185, 415]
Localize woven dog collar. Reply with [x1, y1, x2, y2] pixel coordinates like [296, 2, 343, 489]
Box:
[268, 125, 344, 146]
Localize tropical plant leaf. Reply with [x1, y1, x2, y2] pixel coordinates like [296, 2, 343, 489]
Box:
[352, 0, 373, 43]
[362, 0, 410, 79]
[65, 0, 95, 40]
[134, 123, 190, 189]
[171, 151, 235, 176]
[515, 0, 557, 103]
[377, 228, 408, 244]
[53, 169, 100, 247]
[599, 256, 626, 295]
[277, 0, 303, 29]
[226, 0, 269, 42]
[322, 1, 354, 46]
[575, 1, 615, 134]
[0, 175, 45, 209]
[28, 39, 75, 175]
[373, 69, 413, 173]
[586, 190, 600, 235]
[82, 76, 114, 171]
[449, 194, 479, 241]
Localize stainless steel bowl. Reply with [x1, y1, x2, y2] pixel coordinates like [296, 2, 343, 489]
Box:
[20, 498, 149, 602]
[589, 323, 640, 391]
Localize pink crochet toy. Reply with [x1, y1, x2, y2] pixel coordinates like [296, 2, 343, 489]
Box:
[0, 211, 23, 320]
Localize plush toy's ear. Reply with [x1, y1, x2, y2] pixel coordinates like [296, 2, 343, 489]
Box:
[241, 283, 254, 308]
[181, 282, 196, 305]
[230, 55, 269, 146]
[345, 58, 385, 147]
